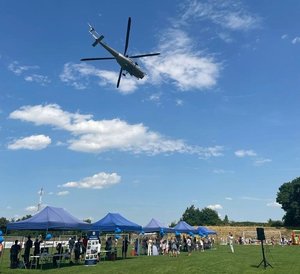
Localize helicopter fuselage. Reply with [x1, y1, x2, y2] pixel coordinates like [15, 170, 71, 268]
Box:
[99, 41, 145, 79]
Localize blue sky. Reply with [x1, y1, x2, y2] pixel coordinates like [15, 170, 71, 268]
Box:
[1, 0, 300, 225]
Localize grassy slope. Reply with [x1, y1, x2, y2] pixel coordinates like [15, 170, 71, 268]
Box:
[1, 245, 300, 273]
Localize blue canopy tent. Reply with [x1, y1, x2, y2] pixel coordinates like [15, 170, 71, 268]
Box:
[143, 218, 174, 233]
[92, 213, 142, 232]
[197, 226, 217, 236]
[7, 206, 91, 231]
[173, 221, 197, 234]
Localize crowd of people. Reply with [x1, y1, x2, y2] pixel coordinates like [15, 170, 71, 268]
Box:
[140, 234, 215, 257]
[9, 235, 86, 269]
[8, 234, 132, 269]
[8, 232, 217, 269]
[9, 235, 43, 269]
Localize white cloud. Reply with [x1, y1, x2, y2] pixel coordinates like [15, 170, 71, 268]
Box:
[235, 149, 256, 157]
[197, 146, 224, 159]
[8, 134, 51, 150]
[218, 32, 233, 43]
[235, 149, 271, 166]
[240, 196, 259, 201]
[143, 29, 220, 91]
[61, 172, 121, 189]
[180, 0, 260, 31]
[60, 62, 142, 94]
[8, 61, 39, 75]
[148, 93, 161, 103]
[9, 104, 223, 157]
[175, 99, 183, 106]
[207, 204, 223, 210]
[240, 196, 270, 201]
[267, 201, 281, 208]
[213, 169, 234, 174]
[281, 34, 288, 40]
[8, 61, 50, 86]
[292, 37, 300, 44]
[24, 74, 51, 86]
[254, 158, 272, 166]
[225, 197, 232, 201]
[9, 104, 89, 129]
[57, 191, 69, 196]
[225, 13, 258, 30]
[25, 205, 38, 212]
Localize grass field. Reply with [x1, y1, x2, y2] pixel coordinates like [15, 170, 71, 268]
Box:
[1, 245, 300, 273]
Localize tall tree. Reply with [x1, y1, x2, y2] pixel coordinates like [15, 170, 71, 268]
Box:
[223, 215, 229, 225]
[83, 218, 92, 224]
[181, 205, 222, 226]
[276, 177, 300, 226]
[181, 205, 201, 226]
[169, 221, 177, 228]
[199, 208, 222, 225]
[0, 217, 9, 231]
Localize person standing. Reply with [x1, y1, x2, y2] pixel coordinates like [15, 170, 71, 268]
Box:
[10, 240, 21, 268]
[0, 239, 3, 260]
[186, 237, 192, 256]
[134, 238, 139, 256]
[171, 238, 178, 257]
[52, 243, 63, 267]
[33, 236, 42, 256]
[68, 236, 75, 263]
[33, 237, 42, 267]
[105, 237, 112, 260]
[24, 236, 33, 267]
[228, 232, 234, 253]
[199, 238, 204, 252]
[82, 236, 88, 254]
[147, 238, 153, 256]
[122, 236, 129, 259]
[74, 237, 83, 263]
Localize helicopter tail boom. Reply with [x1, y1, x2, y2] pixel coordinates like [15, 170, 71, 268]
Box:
[92, 35, 104, 47]
[88, 24, 104, 47]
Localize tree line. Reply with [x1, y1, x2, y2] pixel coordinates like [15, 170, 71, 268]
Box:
[171, 205, 283, 227]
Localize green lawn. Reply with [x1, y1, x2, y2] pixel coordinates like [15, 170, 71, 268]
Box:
[1, 245, 300, 273]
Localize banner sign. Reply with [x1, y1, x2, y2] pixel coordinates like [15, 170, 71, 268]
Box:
[85, 231, 100, 266]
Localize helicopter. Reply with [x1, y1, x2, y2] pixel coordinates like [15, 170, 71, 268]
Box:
[80, 17, 160, 88]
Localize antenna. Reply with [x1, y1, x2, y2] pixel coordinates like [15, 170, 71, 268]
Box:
[37, 187, 43, 212]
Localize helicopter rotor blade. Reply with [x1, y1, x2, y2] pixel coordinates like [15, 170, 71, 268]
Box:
[129, 53, 160, 59]
[124, 17, 131, 56]
[80, 57, 115, 61]
[117, 68, 123, 88]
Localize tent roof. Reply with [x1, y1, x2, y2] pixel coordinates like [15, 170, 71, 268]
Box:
[7, 206, 91, 231]
[143, 218, 174, 233]
[92, 213, 142, 232]
[197, 226, 217, 235]
[173, 221, 197, 233]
